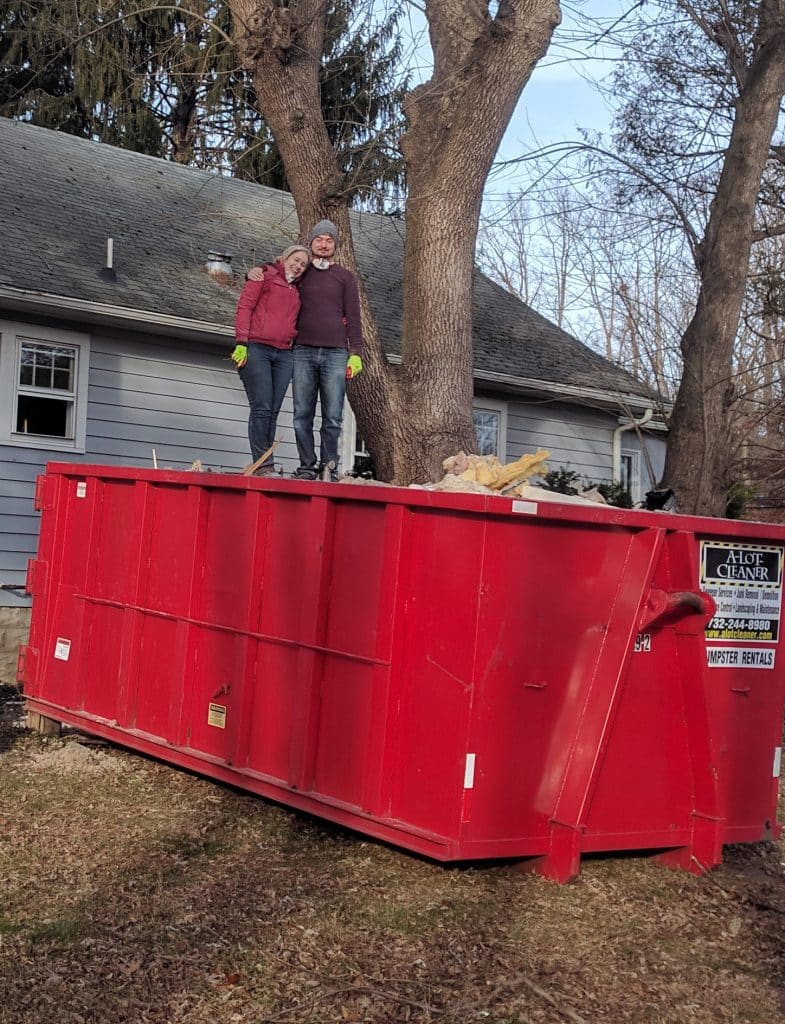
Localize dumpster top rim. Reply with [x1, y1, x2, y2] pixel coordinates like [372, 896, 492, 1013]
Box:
[42, 460, 785, 541]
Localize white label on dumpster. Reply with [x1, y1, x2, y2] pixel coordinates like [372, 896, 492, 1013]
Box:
[774, 747, 782, 778]
[76, 481, 87, 498]
[700, 541, 783, 643]
[511, 500, 538, 516]
[53, 637, 71, 661]
[464, 753, 476, 789]
[706, 646, 775, 669]
[207, 703, 226, 729]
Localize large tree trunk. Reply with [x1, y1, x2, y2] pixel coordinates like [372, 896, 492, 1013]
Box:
[227, 0, 559, 484]
[662, 2, 785, 515]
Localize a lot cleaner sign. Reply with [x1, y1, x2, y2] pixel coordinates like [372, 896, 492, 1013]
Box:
[700, 541, 783, 645]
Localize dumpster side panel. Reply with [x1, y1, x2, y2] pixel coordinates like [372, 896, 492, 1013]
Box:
[388, 510, 484, 838]
[243, 493, 323, 785]
[462, 518, 649, 843]
[191, 487, 257, 630]
[88, 479, 145, 603]
[133, 616, 182, 738]
[722, 684, 783, 838]
[584, 629, 694, 840]
[584, 530, 719, 853]
[91, 481, 194, 732]
[24, 473, 93, 706]
[34, 584, 86, 711]
[181, 487, 260, 762]
[312, 503, 390, 806]
[22, 465, 785, 876]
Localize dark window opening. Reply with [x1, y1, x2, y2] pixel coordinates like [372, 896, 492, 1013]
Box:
[16, 395, 70, 438]
[352, 436, 375, 478]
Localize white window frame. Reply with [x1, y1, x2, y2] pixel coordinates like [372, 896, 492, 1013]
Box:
[473, 398, 508, 459]
[341, 399, 359, 472]
[620, 448, 641, 502]
[340, 400, 374, 474]
[0, 320, 90, 452]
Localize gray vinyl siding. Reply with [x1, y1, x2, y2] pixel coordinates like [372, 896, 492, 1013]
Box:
[504, 399, 614, 480]
[1, 451, 46, 606]
[88, 339, 301, 471]
[86, 336, 278, 470]
[1, 323, 666, 608]
[501, 397, 665, 491]
[0, 326, 298, 606]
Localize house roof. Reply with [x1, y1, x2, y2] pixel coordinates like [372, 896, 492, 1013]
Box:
[0, 117, 654, 409]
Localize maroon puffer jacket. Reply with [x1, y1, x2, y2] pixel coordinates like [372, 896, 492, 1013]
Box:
[234, 262, 301, 349]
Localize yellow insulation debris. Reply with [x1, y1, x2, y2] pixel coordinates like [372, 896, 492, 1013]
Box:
[438, 450, 550, 496]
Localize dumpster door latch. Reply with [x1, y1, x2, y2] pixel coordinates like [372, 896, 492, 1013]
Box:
[33, 474, 58, 512]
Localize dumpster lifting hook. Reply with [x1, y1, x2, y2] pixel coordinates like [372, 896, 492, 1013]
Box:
[638, 589, 716, 631]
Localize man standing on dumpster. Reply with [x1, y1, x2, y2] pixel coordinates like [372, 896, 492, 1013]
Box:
[248, 219, 364, 481]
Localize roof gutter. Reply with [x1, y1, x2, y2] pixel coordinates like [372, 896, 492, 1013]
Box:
[472, 367, 667, 427]
[0, 285, 233, 343]
[382, 354, 663, 419]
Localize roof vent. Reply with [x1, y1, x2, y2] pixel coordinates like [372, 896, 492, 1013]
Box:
[99, 237, 117, 283]
[205, 248, 233, 284]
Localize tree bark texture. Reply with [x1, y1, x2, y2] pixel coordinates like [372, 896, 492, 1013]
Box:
[662, 1, 785, 515]
[228, 0, 559, 483]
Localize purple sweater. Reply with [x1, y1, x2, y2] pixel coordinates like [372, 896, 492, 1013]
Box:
[295, 263, 363, 356]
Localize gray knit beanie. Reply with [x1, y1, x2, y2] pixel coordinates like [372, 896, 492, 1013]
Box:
[307, 220, 339, 245]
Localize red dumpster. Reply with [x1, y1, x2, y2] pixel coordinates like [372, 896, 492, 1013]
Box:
[19, 463, 785, 882]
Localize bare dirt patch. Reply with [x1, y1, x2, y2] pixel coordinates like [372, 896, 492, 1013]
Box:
[1, 689, 783, 1024]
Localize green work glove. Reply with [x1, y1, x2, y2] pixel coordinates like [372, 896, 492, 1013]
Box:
[231, 344, 248, 368]
[345, 354, 363, 380]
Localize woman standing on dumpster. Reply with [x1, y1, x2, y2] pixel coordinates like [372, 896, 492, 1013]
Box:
[231, 244, 310, 475]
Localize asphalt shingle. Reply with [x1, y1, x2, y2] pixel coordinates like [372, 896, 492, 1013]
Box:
[0, 117, 649, 399]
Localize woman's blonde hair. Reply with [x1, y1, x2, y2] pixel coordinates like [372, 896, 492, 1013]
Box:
[279, 244, 310, 263]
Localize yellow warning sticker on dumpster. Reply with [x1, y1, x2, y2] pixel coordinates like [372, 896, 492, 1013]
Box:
[207, 703, 227, 729]
[700, 541, 783, 643]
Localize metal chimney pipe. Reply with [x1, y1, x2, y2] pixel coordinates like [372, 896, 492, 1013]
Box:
[205, 248, 233, 284]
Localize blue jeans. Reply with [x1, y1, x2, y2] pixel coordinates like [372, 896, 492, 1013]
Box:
[238, 344, 293, 463]
[293, 346, 347, 473]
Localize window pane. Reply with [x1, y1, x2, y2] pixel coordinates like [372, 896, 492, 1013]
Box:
[52, 348, 75, 388]
[620, 456, 632, 492]
[20, 341, 75, 391]
[473, 409, 500, 456]
[34, 365, 52, 388]
[620, 451, 639, 498]
[16, 394, 71, 438]
[19, 346, 35, 386]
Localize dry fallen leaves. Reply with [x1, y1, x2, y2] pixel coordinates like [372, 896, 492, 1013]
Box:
[1, 693, 784, 1024]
